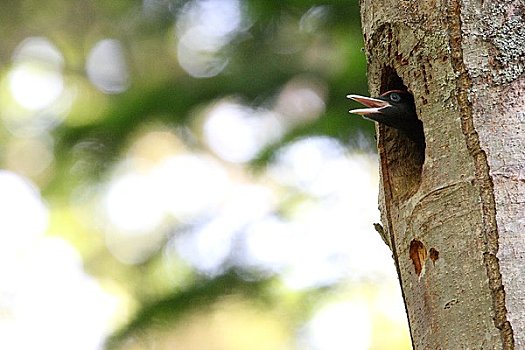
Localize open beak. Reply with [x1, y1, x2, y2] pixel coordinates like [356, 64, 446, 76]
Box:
[346, 94, 390, 115]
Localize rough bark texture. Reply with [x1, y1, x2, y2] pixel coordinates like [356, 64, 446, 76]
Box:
[359, 0, 524, 348]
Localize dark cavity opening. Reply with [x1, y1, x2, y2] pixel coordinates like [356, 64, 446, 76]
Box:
[379, 67, 425, 202]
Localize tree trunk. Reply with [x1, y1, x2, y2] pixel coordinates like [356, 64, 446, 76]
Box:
[359, 0, 524, 348]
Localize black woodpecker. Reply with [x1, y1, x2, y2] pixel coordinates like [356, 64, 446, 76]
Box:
[346, 90, 424, 149]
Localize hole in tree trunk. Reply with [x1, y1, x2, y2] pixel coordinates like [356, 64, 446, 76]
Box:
[379, 67, 425, 202]
[409, 239, 427, 276]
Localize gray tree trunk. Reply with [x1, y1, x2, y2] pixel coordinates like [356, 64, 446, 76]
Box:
[359, 0, 524, 348]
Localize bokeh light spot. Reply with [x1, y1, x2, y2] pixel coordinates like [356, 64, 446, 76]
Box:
[86, 39, 130, 94]
[175, 0, 245, 78]
[176, 27, 230, 78]
[204, 101, 283, 163]
[152, 154, 231, 219]
[9, 64, 64, 110]
[174, 184, 276, 275]
[1, 237, 118, 350]
[5, 136, 54, 180]
[274, 77, 327, 126]
[104, 171, 165, 234]
[301, 301, 372, 350]
[0, 171, 48, 253]
[8, 37, 64, 110]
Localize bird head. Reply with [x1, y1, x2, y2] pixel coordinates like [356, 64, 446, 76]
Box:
[347, 90, 424, 146]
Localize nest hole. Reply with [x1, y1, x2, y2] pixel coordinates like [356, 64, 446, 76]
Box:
[379, 67, 425, 202]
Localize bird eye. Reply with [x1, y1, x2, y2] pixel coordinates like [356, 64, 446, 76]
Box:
[390, 93, 401, 102]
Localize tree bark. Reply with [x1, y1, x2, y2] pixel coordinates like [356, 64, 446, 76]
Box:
[359, 0, 524, 348]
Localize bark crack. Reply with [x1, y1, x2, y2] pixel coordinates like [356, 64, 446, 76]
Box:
[447, 0, 514, 347]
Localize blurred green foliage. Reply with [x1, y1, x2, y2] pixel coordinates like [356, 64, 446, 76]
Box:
[0, 1, 413, 349]
[51, 1, 369, 167]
